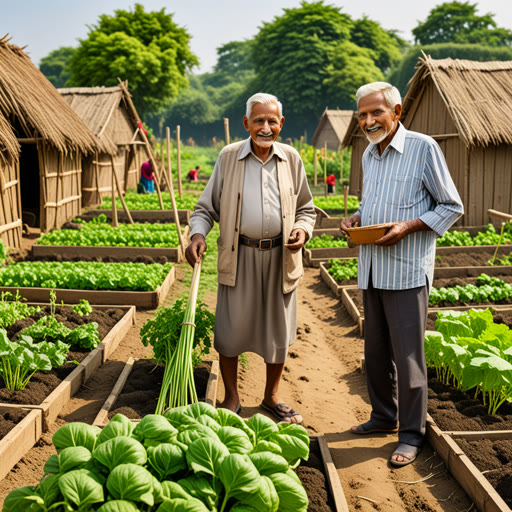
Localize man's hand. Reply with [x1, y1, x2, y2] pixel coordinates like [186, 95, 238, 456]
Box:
[185, 234, 207, 267]
[284, 228, 306, 251]
[375, 219, 430, 247]
[340, 214, 361, 232]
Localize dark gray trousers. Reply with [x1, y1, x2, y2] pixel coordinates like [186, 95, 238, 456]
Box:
[363, 278, 429, 447]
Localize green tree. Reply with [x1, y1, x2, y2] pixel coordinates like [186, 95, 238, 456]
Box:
[412, 1, 512, 46]
[350, 17, 406, 73]
[39, 47, 75, 88]
[68, 3, 198, 116]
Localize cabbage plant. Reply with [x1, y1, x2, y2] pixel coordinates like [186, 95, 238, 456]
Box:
[3, 403, 310, 511]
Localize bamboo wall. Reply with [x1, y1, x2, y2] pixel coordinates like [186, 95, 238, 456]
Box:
[0, 158, 22, 249]
[39, 143, 82, 232]
[347, 133, 368, 199]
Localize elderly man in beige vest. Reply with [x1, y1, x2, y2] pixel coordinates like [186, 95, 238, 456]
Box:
[185, 93, 316, 423]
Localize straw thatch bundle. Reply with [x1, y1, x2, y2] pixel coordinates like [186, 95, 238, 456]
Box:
[0, 109, 19, 165]
[0, 36, 98, 155]
[405, 57, 512, 147]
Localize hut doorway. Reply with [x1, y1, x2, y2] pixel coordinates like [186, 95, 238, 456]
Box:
[19, 142, 40, 227]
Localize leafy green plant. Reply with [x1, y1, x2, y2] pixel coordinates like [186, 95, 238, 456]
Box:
[0, 261, 173, 291]
[488, 222, 511, 265]
[306, 234, 348, 249]
[100, 190, 199, 211]
[313, 195, 360, 212]
[141, 297, 214, 368]
[424, 308, 512, 414]
[72, 299, 93, 316]
[0, 328, 64, 390]
[327, 258, 358, 283]
[437, 223, 512, 247]
[0, 239, 8, 266]
[0, 291, 41, 329]
[4, 406, 310, 511]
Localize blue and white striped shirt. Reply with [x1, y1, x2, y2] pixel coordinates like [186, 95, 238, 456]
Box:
[356, 123, 463, 290]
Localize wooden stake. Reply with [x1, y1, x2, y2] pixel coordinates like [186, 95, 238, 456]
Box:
[111, 156, 134, 224]
[165, 127, 185, 254]
[344, 185, 348, 218]
[94, 152, 101, 205]
[339, 147, 344, 184]
[111, 161, 118, 228]
[176, 125, 182, 199]
[223, 118, 230, 146]
[313, 149, 317, 187]
[324, 141, 327, 199]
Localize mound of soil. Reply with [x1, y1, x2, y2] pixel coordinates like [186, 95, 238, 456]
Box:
[0, 409, 29, 441]
[0, 306, 126, 406]
[107, 358, 212, 419]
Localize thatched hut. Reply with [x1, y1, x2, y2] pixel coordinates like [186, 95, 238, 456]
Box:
[401, 57, 512, 226]
[0, 36, 98, 232]
[0, 110, 21, 249]
[311, 109, 353, 150]
[59, 84, 146, 207]
[342, 113, 369, 199]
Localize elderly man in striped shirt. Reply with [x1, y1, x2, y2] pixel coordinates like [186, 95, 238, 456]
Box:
[341, 82, 463, 467]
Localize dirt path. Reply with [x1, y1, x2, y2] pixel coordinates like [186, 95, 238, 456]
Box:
[0, 258, 474, 511]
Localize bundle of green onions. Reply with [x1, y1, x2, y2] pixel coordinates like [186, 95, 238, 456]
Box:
[155, 262, 202, 413]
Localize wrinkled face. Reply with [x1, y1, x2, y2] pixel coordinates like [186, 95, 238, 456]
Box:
[358, 91, 401, 149]
[243, 102, 284, 149]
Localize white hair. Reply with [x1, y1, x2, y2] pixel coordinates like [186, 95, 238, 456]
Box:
[246, 93, 283, 119]
[356, 82, 401, 110]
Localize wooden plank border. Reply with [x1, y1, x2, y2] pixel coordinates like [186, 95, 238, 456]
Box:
[426, 415, 511, 512]
[0, 409, 43, 482]
[0, 266, 175, 308]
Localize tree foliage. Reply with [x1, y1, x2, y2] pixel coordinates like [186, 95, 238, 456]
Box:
[412, 1, 512, 46]
[39, 47, 75, 88]
[67, 3, 198, 116]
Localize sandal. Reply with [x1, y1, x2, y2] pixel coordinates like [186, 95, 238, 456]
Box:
[350, 420, 398, 435]
[389, 443, 421, 467]
[261, 402, 302, 423]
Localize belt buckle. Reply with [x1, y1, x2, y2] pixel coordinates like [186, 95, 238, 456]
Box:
[259, 238, 272, 250]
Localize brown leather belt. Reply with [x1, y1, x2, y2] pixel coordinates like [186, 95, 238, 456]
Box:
[239, 234, 282, 250]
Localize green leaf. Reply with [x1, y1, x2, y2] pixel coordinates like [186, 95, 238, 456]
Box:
[132, 414, 178, 447]
[36, 474, 61, 508]
[147, 443, 187, 479]
[217, 453, 261, 500]
[177, 423, 219, 446]
[185, 437, 230, 476]
[234, 474, 279, 512]
[106, 463, 154, 506]
[177, 475, 217, 510]
[248, 451, 289, 475]
[185, 402, 219, 420]
[97, 500, 140, 511]
[216, 426, 253, 454]
[155, 497, 210, 511]
[93, 436, 147, 471]
[58, 446, 92, 473]
[160, 481, 194, 501]
[3, 486, 39, 512]
[58, 469, 104, 508]
[43, 454, 60, 475]
[98, 416, 135, 444]
[246, 413, 279, 441]
[269, 471, 308, 511]
[52, 423, 101, 452]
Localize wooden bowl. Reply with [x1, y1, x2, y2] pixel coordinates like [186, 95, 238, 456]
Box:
[342, 224, 390, 245]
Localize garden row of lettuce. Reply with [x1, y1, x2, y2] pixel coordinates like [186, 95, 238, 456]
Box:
[36, 215, 182, 248]
[0, 293, 99, 390]
[4, 405, 310, 512]
[100, 191, 199, 211]
[312, 195, 360, 211]
[436, 222, 512, 246]
[425, 308, 512, 414]
[0, 261, 173, 291]
[306, 234, 348, 249]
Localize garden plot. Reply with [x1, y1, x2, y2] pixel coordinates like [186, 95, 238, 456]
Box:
[424, 309, 512, 511]
[341, 274, 512, 336]
[0, 303, 135, 481]
[0, 261, 175, 308]
[82, 208, 191, 225]
[32, 217, 189, 263]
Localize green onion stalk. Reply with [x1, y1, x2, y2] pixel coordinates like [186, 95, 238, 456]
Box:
[156, 262, 202, 414]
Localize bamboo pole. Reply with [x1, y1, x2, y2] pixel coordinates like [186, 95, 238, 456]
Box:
[339, 147, 344, 184]
[94, 152, 101, 205]
[111, 161, 118, 228]
[136, 123, 165, 210]
[111, 156, 134, 224]
[313, 149, 317, 187]
[165, 127, 185, 254]
[223, 118, 230, 146]
[344, 185, 348, 218]
[324, 141, 327, 199]
[176, 125, 182, 199]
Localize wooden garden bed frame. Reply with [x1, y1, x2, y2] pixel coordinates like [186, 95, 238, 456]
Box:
[92, 357, 220, 427]
[426, 415, 512, 512]
[0, 266, 175, 309]
[0, 305, 135, 481]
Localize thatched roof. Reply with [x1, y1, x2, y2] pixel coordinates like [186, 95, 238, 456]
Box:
[403, 56, 512, 147]
[0, 36, 98, 155]
[311, 109, 353, 149]
[59, 85, 139, 154]
[0, 109, 19, 165]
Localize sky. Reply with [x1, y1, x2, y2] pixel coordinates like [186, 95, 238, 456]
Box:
[1, 0, 512, 73]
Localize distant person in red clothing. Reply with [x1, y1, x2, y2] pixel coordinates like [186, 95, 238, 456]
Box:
[326, 173, 336, 194]
[187, 165, 200, 182]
